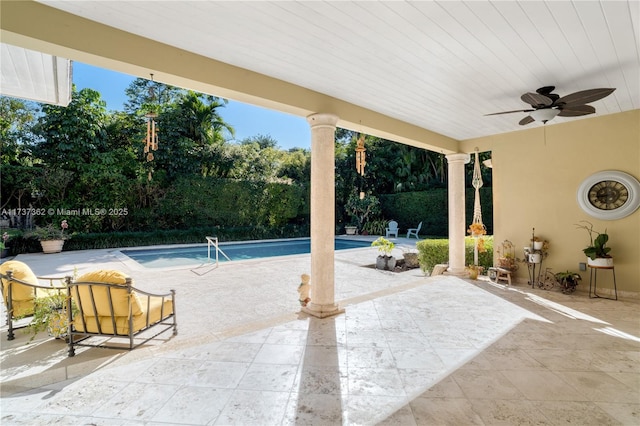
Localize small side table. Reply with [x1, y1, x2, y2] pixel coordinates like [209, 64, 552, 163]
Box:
[488, 267, 512, 286]
[588, 265, 617, 300]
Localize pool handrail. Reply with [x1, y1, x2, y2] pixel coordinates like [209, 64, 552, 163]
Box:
[206, 236, 232, 264]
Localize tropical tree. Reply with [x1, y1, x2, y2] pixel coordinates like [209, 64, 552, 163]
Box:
[32, 87, 108, 174]
[0, 97, 40, 213]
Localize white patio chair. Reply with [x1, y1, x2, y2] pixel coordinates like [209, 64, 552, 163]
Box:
[407, 222, 422, 239]
[385, 220, 399, 238]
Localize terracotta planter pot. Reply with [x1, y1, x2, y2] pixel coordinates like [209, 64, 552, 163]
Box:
[40, 240, 64, 254]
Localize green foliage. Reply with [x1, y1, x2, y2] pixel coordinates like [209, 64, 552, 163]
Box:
[416, 238, 449, 275]
[575, 221, 611, 260]
[23, 292, 69, 340]
[344, 193, 381, 229]
[416, 236, 493, 275]
[362, 219, 387, 236]
[61, 225, 310, 251]
[381, 190, 448, 236]
[465, 236, 494, 271]
[25, 221, 70, 241]
[157, 177, 306, 229]
[380, 187, 493, 237]
[33, 88, 108, 173]
[371, 237, 395, 256]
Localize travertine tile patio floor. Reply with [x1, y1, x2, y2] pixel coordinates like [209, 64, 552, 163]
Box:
[1, 239, 638, 425]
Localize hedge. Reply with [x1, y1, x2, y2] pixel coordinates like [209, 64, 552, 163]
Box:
[379, 187, 493, 237]
[416, 236, 494, 275]
[6, 224, 310, 254]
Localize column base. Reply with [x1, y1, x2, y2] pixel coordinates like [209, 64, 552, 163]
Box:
[302, 302, 345, 318]
[447, 267, 467, 276]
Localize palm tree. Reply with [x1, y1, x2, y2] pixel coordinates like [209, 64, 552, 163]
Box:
[179, 91, 234, 146]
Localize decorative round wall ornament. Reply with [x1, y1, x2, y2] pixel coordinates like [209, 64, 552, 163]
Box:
[577, 170, 640, 220]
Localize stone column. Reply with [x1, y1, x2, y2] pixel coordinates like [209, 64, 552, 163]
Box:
[304, 113, 343, 318]
[446, 153, 471, 275]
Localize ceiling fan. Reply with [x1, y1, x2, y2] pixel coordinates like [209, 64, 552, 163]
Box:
[486, 86, 616, 125]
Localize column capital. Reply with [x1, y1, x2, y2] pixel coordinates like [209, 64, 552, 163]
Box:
[445, 153, 471, 164]
[307, 113, 339, 129]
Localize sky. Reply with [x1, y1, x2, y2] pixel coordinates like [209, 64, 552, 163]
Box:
[72, 62, 311, 150]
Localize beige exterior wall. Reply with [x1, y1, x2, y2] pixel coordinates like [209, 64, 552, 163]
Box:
[462, 110, 640, 296]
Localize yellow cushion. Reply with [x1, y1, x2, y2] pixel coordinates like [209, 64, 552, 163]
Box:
[74, 270, 143, 317]
[0, 261, 38, 315]
[73, 297, 174, 335]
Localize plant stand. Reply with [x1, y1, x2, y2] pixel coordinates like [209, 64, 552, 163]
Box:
[589, 265, 617, 300]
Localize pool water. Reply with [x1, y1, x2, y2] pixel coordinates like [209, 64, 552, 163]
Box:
[120, 238, 371, 268]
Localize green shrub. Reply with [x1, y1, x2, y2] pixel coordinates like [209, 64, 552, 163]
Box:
[416, 238, 449, 275]
[362, 219, 387, 236]
[416, 236, 494, 275]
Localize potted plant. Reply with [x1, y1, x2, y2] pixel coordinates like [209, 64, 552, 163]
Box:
[402, 248, 420, 269]
[531, 236, 544, 250]
[23, 292, 69, 340]
[466, 264, 484, 280]
[575, 220, 612, 267]
[467, 223, 486, 237]
[345, 193, 381, 235]
[554, 271, 581, 294]
[0, 232, 10, 258]
[28, 220, 69, 254]
[344, 224, 358, 235]
[371, 237, 396, 270]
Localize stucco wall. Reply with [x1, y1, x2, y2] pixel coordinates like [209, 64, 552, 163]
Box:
[461, 110, 640, 296]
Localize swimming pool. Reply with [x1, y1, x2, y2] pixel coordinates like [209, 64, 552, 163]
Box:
[120, 238, 371, 268]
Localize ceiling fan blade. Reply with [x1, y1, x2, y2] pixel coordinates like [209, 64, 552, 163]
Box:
[557, 104, 596, 117]
[556, 88, 615, 106]
[519, 116, 535, 125]
[484, 109, 534, 116]
[521, 92, 553, 108]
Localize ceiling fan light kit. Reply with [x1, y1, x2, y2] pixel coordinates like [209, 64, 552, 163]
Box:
[487, 86, 615, 126]
[530, 108, 560, 123]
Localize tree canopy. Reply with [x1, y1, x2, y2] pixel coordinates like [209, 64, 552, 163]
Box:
[1, 78, 491, 235]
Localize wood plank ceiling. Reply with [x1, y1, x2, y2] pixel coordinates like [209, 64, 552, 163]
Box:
[36, 0, 640, 141]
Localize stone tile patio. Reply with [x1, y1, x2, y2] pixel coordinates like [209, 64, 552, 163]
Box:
[1, 238, 638, 425]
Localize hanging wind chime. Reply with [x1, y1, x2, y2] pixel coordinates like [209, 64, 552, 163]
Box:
[470, 149, 486, 266]
[143, 74, 159, 181]
[355, 134, 366, 199]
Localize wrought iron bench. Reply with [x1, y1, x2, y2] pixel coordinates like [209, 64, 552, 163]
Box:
[0, 260, 66, 341]
[65, 270, 177, 357]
